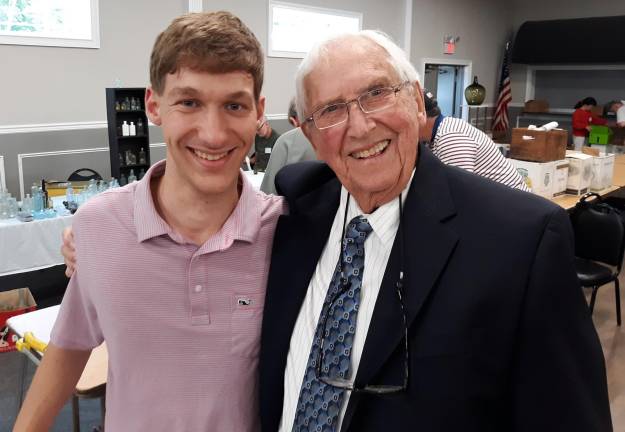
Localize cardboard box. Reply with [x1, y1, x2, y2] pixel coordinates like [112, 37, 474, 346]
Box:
[590, 105, 605, 117]
[590, 154, 615, 191]
[565, 151, 593, 195]
[510, 128, 568, 162]
[608, 144, 625, 155]
[552, 159, 569, 197]
[524, 99, 549, 113]
[0, 288, 36, 353]
[510, 159, 554, 199]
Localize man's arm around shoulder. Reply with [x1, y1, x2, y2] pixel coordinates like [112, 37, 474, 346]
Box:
[13, 344, 91, 431]
[510, 207, 612, 431]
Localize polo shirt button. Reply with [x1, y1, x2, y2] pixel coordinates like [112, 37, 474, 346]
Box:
[194, 284, 202, 293]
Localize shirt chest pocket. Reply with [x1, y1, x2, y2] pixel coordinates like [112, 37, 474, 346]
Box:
[231, 292, 265, 358]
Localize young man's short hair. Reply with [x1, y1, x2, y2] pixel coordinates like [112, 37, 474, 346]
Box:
[149, 11, 264, 100]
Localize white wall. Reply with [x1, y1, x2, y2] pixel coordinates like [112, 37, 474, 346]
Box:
[203, 0, 407, 116]
[0, 0, 187, 127]
[410, 0, 512, 106]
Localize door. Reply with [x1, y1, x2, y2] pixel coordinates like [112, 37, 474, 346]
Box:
[424, 64, 465, 118]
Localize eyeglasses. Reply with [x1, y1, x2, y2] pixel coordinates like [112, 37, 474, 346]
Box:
[314, 195, 409, 394]
[305, 81, 410, 130]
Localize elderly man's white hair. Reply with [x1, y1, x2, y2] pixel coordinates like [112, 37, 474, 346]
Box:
[294, 30, 420, 122]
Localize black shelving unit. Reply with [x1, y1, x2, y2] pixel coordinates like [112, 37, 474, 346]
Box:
[105, 88, 151, 183]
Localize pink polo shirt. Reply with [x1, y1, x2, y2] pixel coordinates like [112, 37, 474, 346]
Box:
[50, 160, 286, 431]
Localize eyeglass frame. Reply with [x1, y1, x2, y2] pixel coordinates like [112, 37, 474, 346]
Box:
[304, 81, 411, 130]
[313, 194, 410, 395]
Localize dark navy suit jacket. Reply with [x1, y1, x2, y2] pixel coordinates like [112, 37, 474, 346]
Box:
[259, 145, 612, 432]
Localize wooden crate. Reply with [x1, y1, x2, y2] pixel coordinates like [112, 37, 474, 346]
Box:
[509, 128, 568, 162]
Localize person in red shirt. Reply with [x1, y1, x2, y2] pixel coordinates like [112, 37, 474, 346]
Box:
[572, 97, 607, 151]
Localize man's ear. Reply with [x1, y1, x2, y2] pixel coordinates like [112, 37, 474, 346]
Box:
[256, 95, 266, 123]
[300, 121, 319, 152]
[145, 86, 162, 126]
[412, 82, 427, 128]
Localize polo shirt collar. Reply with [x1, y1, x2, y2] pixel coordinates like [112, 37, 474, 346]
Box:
[133, 160, 261, 246]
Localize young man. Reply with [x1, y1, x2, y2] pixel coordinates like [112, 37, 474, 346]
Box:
[14, 12, 284, 431]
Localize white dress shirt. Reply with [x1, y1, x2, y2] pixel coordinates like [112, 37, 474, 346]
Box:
[278, 171, 414, 431]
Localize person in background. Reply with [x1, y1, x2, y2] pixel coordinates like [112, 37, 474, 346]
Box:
[260, 98, 317, 194]
[287, 97, 300, 128]
[15, 11, 285, 431]
[604, 100, 625, 128]
[253, 115, 281, 172]
[420, 90, 529, 191]
[572, 97, 607, 150]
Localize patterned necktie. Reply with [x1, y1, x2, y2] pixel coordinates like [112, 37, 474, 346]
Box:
[292, 215, 373, 432]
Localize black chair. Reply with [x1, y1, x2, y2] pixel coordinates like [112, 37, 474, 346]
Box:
[67, 168, 102, 182]
[571, 193, 625, 326]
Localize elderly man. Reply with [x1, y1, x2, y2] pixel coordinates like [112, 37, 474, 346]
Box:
[259, 30, 612, 432]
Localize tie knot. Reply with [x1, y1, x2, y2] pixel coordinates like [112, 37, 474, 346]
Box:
[344, 215, 372, 244]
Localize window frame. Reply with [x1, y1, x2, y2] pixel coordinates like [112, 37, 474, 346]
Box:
[0, 0, 100, 49]
[267, 0, 362, 59]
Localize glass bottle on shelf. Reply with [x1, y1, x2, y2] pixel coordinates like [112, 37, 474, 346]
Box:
[119, 173, 127, 186]
[122, 121, 130, 136]
[138, 147, 147, 165]
[128, 169, 137, 183]
[129, 122, 136, 136]
[137, 118, 144, 135]
[138, 168, 146, 180]
[115, 100, 121, 111]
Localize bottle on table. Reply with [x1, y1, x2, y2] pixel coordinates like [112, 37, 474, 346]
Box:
[66, 183, 74, 203]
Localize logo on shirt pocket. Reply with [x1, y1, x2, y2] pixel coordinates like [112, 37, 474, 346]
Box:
[231, 293, 264, 358]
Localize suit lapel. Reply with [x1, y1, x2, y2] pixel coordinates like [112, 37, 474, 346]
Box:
[261, 175, 342, 431]
[341, 146, 459, 431]
[274, 185, 340, 334]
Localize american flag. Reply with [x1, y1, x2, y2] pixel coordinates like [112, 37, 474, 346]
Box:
[492, 42, 512, 134]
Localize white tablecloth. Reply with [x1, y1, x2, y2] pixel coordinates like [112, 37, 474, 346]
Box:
[7, 305, 60, 346]
[0, 215, 73, 276]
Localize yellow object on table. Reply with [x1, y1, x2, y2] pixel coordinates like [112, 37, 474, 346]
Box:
[44, 180, 90, 197]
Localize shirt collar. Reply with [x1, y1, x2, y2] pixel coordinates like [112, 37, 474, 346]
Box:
[337, 169, 415, 246]
[134, 160, 261, 247]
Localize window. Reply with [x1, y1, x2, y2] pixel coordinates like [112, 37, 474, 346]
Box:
[268, 1, 361, 58]
[0, 0, 99, 48]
